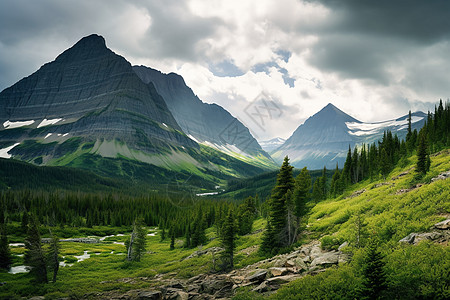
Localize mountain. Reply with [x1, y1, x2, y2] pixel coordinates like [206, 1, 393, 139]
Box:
[132, 66, 276, 169]
[271, 103, 426, 169]
[0, 34, 272, 186]
[259, 137, 286, 152]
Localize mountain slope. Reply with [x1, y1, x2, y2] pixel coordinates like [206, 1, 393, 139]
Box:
[0, 34, 196, 161]
[0, 34, 272, 184]
[132, 66, 276, 169]
[272, 103, 426, 169]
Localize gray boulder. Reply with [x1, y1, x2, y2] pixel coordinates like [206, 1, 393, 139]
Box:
[246, 270, 267, 283]
[310, 251, 340, 268]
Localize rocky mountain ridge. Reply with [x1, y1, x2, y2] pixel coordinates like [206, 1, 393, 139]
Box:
[133, 66, 275, 169]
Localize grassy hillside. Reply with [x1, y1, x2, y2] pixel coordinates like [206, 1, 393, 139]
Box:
[235, 149, 450, 299]
[0, 150, 448, 299]
[0, 143, 276, 194]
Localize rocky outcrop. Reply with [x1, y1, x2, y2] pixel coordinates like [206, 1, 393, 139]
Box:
[91, 241, 350, 299]
[400, 219, 450, 245]
[434, 219, 450, 230]
[431, 170, 450, 182]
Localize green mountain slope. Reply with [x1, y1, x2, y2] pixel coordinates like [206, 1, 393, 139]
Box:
[219, 168, 335, 200]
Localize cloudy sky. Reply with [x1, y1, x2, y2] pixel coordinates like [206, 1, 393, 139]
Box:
[1, 0, 449, 141]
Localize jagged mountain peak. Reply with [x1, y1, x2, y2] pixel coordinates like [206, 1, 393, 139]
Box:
[306, 103, 360, 125]
[55, 34, 111, 62]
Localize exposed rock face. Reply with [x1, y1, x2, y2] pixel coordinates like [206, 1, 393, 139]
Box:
[132, 66, 274, 165]
[0, 34, 197, 163]
[272, 103, 426, 169]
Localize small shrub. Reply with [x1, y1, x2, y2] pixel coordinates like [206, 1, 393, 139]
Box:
[320, 235, 344, 251]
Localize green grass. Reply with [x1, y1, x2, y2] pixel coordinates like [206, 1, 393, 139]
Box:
[0, 219, 268, 299]
[307, 151, 450, 246]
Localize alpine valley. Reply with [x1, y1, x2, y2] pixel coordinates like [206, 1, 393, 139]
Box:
[0, 34, 276, 193]
[0, 34, 449, 300]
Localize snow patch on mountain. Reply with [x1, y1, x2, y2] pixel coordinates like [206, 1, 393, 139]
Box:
[3, 120, 35, 129]
[0, 143, 20, 158]
[37, 118, 63, 128]
[346, 116, 423, 135]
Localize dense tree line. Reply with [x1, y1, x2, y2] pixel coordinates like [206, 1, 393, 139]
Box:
[326, 99, 450, 197]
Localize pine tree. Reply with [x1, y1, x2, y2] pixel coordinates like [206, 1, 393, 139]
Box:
[285, 190, 297, 245]
[47, 231, 60, 283]
[160, 227, 166, 242]
[416, 132, 430, 175]
[261, 156, 295, 253]
[237, 196, 256, 235]
[126, 219, 146, 262]
[0, 224, 12, 270]
[379, 148, 390, 179]
[352, 146, 359, 183]
[312, 179, 322, 202]
[330, 163, 342, 197]
[259, 220, 276, 255]
[184, 224, 191, 248]
[293, 167, 311, 220]
[220, 210, 237, 270]
[359, 239, 388, 299]
[170, 226, 175, 250]
[406, 110, 413, 153]
[342, 146, 353, 186]
[21, 212, 29, 233]
[25, 216, 48, 283]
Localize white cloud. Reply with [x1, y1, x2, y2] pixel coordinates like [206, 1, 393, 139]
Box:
[0, 0, 448, 141]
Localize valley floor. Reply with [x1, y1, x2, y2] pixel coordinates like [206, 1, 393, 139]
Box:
[1, 150, 449, 299]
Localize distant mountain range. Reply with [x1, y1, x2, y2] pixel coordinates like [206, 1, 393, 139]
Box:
[0, 34, 276, 190]
[271, 103, 427, 169]
[260, 137, 286, 152]
[0, 34, 428, 187]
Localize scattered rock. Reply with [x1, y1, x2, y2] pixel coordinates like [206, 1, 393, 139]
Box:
[338, 241, 348, 251]
[283, 260, 296, 268]
[373, 182, 390, 188]
[392, 171, 409, 180]
[310, 251, 340, 268]
[431, 170, 450, 182]
[266, 274, 299, 285]
[246, 270, 267, 283]
[138, 291, 162, 300]
[183, 247, 224, 260]
[269, 267, 289, 277]
[434, 219, 450, 230]
[346, 189, 366, 199]
[252, 281, 269, 293]
[400, 232, 447, 245]
[400, 233, 416, 244]
[164, 288, 189, 300]
[396, 183, 423, 195]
